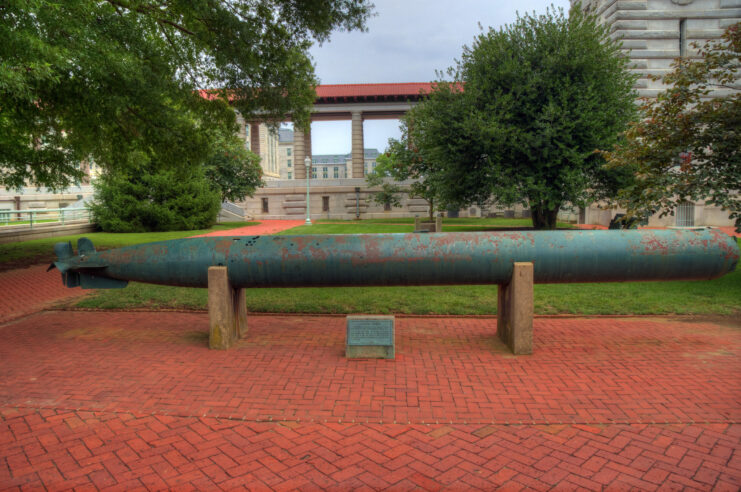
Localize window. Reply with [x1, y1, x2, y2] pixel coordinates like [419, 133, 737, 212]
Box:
[287, 159, 292, 167]
[312, 169, 317, 179]
[261, 198, 268, 213]
[322, 196, 330, 212]
[333, 167, 339, 178]
[287, 172, 292, 179]
[372, 162, 377, 170]
[322, 167, 328, 179]
[679, 19, 687, 57]
[363, 165, 367, 176]
[287, 148, 291, 156]
[384, 202, 391, 211]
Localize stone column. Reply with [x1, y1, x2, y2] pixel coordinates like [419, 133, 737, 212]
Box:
[294, 127, 306, 179]
[351, 111, 364, 178]
[250, 122, 261, 156]
[497, 262, 534, 355]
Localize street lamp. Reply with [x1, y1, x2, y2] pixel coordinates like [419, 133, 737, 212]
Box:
[305, 155, 312, 225]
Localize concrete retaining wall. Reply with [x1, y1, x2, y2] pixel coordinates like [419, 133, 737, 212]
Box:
[0, 222, 96, 244]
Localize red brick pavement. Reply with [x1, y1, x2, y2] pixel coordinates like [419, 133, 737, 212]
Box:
[1, 311, 740, 490]
[194, 220, 305, 237]
[0, 264, 87, 325]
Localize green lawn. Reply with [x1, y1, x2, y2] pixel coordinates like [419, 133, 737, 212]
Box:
[68, 221, 741, 316]
[0, 221, 256, 270]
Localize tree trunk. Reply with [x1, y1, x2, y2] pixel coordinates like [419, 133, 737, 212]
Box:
[531, 205, 559, 229]
[427, 198, 434, 221]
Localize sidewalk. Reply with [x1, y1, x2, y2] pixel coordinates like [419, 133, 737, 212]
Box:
[1, 311, 740, 490]
[193, 220, 305, 237]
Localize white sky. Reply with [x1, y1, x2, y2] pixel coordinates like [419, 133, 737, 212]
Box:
[301, 0, 572, 154]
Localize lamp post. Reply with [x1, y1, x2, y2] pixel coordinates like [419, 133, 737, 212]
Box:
[305, 155, 312, 225]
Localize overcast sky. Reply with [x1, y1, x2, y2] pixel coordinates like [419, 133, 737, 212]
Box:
[303, 0, 572, 155]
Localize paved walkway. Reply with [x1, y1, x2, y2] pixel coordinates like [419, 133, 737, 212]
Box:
[194, 220, 305, 237]
[0, 264, 86, 326]
[1, 311, 739, 490]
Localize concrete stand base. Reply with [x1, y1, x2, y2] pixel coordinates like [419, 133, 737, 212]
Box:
[414, 216, 443, 232]
[497, 262, 534, 355]
[208, 266, 247, 350]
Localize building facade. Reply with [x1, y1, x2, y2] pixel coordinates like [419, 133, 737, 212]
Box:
[574, 0, 739, 227]
[576, 0, 739, 97]
[236, 113, 281, 180]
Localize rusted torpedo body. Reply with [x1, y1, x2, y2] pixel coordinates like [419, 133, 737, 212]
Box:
[51, 229, 739, 290]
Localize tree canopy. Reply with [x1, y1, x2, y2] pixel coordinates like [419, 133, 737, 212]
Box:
[401, 5, 637, 228]
[605, 23, 740, 231]
[0, 0, 372, 190]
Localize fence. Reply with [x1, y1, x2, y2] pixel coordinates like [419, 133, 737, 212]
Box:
[0, 207, 92, 228]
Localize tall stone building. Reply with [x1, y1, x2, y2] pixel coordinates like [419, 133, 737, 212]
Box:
[574, 0, 739, 97]
[574, 0, 739, 227]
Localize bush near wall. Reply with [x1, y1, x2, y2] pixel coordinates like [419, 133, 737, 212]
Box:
[91, 165, 221, 233]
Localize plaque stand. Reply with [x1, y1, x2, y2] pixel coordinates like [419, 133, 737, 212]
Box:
[346, 315, 395, 359]
[497, 262, 533, 355]
[208, 266, 247, 350]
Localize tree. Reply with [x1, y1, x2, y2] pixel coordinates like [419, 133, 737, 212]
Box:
[605, 23, 740, 231]
[204, 134, 264, 203]
[382, 131, 445, 220]
[89, 152, 221, 232]
[0, 0, 372, 190]
[364, 153, 402, 211]
[403, 5, 637, 229]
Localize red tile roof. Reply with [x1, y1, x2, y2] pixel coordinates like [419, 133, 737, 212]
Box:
[199, 82, 446, 105]
[315, 83, 434, 101]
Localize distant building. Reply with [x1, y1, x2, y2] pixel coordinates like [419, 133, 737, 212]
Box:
[274, 129, 380, 180]
[278, 128, 294, 180]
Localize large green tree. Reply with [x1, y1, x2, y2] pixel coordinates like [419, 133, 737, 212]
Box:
[404, 5, 637, 229]
[0, 0, 372, 190]
[605, 23, 740, 230]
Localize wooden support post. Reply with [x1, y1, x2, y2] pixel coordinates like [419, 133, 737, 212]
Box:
[208, 266, 247, 350]
[435, 215, 442, 233]
[414, 216, 420, 231]
[497, 262, 533, 355]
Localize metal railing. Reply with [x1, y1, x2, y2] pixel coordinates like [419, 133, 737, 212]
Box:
[221, 200, 245, 218]
[0, 207, 92, 228]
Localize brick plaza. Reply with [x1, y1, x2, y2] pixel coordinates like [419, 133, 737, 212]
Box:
[1, 308, 740, 490]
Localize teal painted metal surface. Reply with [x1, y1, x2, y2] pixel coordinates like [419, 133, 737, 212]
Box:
[52, 229, 739, 289]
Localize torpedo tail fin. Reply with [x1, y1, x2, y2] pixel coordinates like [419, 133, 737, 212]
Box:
[50, 238, 128, 289]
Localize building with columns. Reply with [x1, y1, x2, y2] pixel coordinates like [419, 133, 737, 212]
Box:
[287, 83, 431, 181]
[235, 113, 281, 180]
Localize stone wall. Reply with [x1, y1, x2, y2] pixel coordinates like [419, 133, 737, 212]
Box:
[582, 199, 736, 227]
